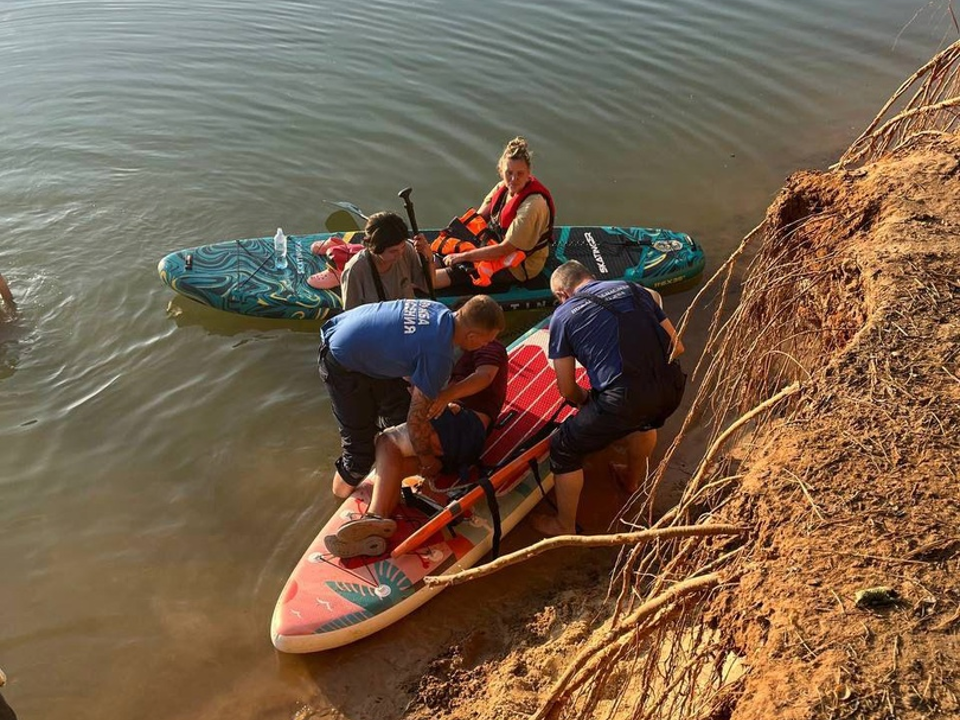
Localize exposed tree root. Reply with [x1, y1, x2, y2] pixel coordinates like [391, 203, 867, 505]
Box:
[424, 526, 743, 588]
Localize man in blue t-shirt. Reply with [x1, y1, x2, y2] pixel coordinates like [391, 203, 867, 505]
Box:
[532, 260, 686, 537]
[318, 295, 505, 499]
[325, 340, 510, 558]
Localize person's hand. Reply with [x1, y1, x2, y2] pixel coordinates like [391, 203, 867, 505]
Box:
[428, 397, 445, 419]
[413, 233, 430, 259]
[428, 390, 454, 418]
[418, 455, 442, 478]
[575, 386, 591, 408]
[444, 253, 466, 267]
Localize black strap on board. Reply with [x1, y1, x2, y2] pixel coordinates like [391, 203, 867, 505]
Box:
[364, 249, 388, 302]
[476, 475, 502, 560]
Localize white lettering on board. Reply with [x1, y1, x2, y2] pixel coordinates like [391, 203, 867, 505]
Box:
[585, 232, 608, 274]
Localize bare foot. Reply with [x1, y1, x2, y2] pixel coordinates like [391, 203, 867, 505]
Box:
[530, 512, 575, 537]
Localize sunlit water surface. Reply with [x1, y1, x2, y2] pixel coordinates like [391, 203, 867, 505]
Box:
[0, 0, 949, 717]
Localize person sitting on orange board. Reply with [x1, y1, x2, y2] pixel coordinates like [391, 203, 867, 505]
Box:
[318, 295, 505, 501]
[434, 136, 555, 291]
[324, 338, 509, 559]
[532, 260, 686, 537]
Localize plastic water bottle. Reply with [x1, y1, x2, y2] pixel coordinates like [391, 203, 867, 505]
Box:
[274, 228, 288, 270]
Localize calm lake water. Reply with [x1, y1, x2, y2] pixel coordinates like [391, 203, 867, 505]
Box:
[0, 0, 947, 718]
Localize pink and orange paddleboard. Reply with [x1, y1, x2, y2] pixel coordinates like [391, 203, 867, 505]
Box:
[270, 317, 585, 653]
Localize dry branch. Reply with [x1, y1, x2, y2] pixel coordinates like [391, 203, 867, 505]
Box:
[424, 524, 743, 588]
[837, 38, 960, 167]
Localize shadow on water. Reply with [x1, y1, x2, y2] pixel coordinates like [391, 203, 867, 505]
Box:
[164, 290, 556, 344]
[163, 295, 325, 338]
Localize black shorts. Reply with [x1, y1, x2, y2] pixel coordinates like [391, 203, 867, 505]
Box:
[431, 406, 487, 474]
[549, 371, 684, 475]
[444, 262, 517, 290]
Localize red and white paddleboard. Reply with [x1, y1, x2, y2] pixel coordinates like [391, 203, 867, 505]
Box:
[270, 316, 586, 653]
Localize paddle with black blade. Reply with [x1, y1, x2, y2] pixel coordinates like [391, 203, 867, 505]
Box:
[398, 187, 436, 300]
[321, 200, 367, 233]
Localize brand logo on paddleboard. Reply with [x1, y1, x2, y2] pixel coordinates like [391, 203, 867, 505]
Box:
[584, 232, 608, 274]
[294, 241, 306, 275]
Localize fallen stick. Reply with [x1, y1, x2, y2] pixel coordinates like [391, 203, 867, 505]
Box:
[423, 525, 743, 588]
[689, 381, 801, 490]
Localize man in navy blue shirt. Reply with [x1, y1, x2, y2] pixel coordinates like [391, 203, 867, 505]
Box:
[533, 261, 686, 536]
[319, 295, 505, 499]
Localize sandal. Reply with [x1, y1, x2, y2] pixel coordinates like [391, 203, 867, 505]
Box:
[336, 514, 397, 542]
[324, 533, 387, 559]
[307, 268, 342, 290]
[307, 243, 364, 289]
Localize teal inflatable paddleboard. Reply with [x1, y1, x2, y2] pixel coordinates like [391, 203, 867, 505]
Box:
[158, 226, 705, 320]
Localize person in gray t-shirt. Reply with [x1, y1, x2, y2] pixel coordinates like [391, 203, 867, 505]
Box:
[339, 211, 438, 310]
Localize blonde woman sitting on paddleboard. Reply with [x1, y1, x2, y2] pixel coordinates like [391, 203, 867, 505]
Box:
[434, 136, 556, 290]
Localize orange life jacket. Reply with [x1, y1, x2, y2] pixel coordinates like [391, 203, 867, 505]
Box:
[430, 209, 516, 287]
[432, 176, 555, 286]
[430, 208, 499, 255]
[477, 177, 556, 284]
[488, 177, 555, 240]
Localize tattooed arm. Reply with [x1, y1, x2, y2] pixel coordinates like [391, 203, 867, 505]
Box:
[408, 386, 442, 475]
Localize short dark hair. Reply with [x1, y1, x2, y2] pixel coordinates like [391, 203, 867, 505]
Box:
[458, 295, 505, 333]
[550, 260, 594, 294]
[363, 212, 409, 254]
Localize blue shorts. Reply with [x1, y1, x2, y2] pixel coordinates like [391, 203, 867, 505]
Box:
[431, 406, 487, 474]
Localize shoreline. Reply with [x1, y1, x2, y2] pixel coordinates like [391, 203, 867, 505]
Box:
[390, 136, 960, 720]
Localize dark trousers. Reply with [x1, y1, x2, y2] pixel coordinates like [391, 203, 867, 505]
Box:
[444, 262, 517, 290]
[318, 346, 411, 486]
[550, 367, 684, 475]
